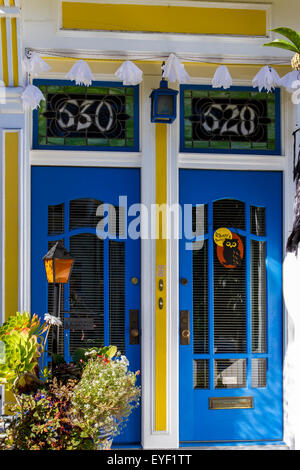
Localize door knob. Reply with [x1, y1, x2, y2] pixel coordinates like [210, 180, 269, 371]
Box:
[131, 328, 139, 338]
[129, 310, 139, 345]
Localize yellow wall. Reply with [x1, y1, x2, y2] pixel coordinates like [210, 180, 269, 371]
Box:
[62, 2, 267, 36]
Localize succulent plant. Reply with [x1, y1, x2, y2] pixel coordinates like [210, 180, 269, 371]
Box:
[0, 312, 48, 392]
[264, 28, 300, 70]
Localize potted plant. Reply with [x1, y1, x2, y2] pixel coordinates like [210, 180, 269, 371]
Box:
[0, 312, 141, 450]
[72, 347, 141, 449]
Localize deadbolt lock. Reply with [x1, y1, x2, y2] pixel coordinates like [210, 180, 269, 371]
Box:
[182, 329, 190, 339]
[180, 310, 190, 345]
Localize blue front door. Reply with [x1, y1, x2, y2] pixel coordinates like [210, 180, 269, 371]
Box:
[179, 170, 283, 444]
[31, 166, 141, 446]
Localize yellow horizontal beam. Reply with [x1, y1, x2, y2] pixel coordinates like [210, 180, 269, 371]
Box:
[62, 2, 267, 37]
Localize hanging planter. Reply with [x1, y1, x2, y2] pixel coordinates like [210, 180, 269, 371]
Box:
[263, 27, 300, 71]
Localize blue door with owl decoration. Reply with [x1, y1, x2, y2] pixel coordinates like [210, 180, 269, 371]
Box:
[179, 170, 283, 444]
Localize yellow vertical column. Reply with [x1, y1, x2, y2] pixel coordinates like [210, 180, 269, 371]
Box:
[4, 132, 19, 408]
[155, 123, 168, 431]
[5, 132, 19, 322]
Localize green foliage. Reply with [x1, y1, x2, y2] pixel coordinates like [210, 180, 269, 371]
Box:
[73, 345, 118, 365]
[3, 379, 96, 450]
[72, 353, 140, 445]
[264, 27, 300, 53]
[0, 312, 48, 391]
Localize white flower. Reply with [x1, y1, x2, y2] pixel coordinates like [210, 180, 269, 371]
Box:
[85, 350, 97, 356]
[44, 313, 62, 326]
[120, 355, 129, 367]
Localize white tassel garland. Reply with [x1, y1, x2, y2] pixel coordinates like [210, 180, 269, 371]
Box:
[212, 65, 233, 89]
[252, 65, 281, 92]
[115, 60, 143, 86]
[66, 60, 94, 86]
[23, 51, 51, 75]
[21, 84, 45, 110]
[162, 54, 190, 83]
[281, 70, 300, 92]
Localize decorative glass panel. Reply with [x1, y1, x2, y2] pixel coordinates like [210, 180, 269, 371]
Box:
[192, 204, 208, 235]
[251, 241, 267, 353]
[213, 200, 246, 353]
[70, 198, 102, 230]
[251, 206, 266, 236]
[194, 360, 209, 389]
[181, 87, 280, 154]
[48, 203, 64, 235]
[215, 359, 247, 389]
[193, 240, 208, 354]
[109, 241, 125, 354]
[34, 81, 139, 150]
[252, 358, 267, 388]
[213, 199, 245, 231]
[69, 234, 104, 354]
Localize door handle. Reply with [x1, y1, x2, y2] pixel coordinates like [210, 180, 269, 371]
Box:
[180, 310, 190, 345]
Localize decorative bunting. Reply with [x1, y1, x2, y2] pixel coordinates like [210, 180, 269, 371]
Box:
[212, 65, 233, 89]
[115, 60, 143, 86]
[23, 51, 51, 75]
[66, 60, 94, 86]
[252, 65, 281, 92]
[281, 70, 300, 92]
[162, 54, 190, 83]
[21, 84, 45, 110]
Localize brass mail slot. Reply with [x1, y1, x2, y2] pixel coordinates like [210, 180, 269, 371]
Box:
[209, 396, 253, 410]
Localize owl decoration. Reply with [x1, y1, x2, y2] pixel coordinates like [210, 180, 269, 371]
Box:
[215, 230, 244, 269]
[223, 238, 242, 268]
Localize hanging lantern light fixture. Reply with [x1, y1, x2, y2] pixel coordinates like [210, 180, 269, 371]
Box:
[150, 77, 178, 124]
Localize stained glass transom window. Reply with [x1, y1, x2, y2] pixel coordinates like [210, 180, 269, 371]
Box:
[181, 86, 280, 154]
[33, 80, 139, 151]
